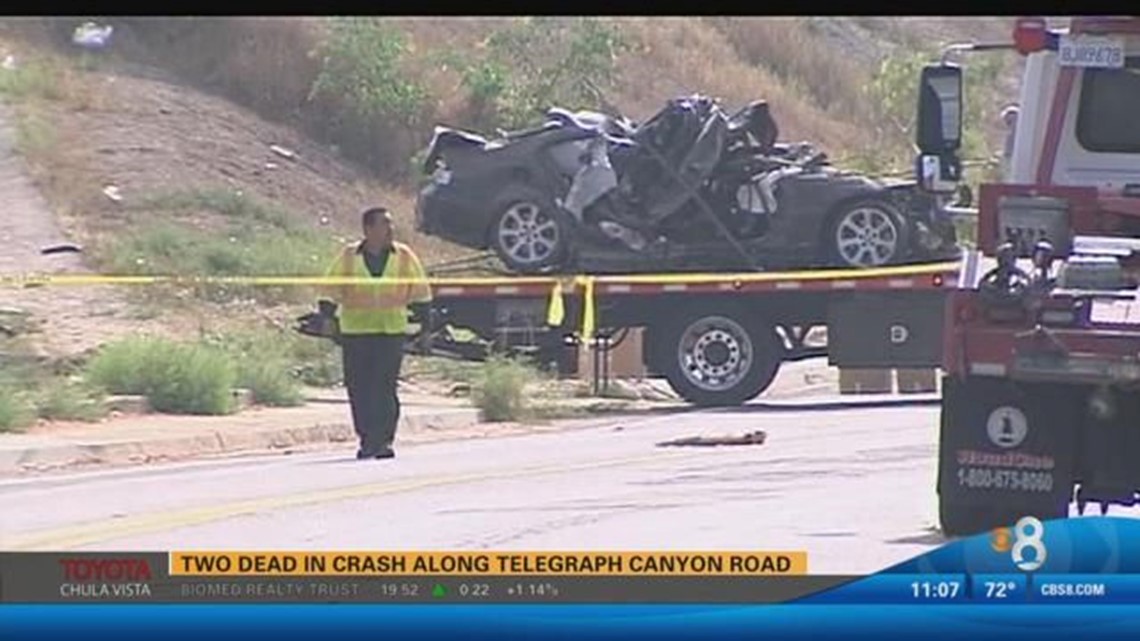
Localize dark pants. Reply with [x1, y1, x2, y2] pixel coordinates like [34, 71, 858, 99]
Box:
[340, 334, 405, 453]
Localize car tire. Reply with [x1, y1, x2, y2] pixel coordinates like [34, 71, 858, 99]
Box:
[488, 188, 573, 274]
[825, 199, 910, 268]
[655, 305, 783, 407]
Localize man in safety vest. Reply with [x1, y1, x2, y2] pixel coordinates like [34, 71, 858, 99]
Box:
[321, 207, 432, 460]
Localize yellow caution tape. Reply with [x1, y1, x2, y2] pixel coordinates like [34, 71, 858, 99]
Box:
[546, 279, 565, 327]
[581, 276, 596, 349]
[0, 261, 961, 347]
[0, 261, 958, 288]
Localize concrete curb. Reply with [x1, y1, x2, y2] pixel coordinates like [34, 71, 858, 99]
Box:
[0, 408, 480, 475]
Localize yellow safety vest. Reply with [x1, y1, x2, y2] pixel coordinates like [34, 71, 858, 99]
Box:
[323, 241, 432, 335]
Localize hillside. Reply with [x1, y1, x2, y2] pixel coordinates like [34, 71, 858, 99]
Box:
[0, 16, 1025, 363]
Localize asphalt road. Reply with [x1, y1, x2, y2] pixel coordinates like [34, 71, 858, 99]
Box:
[0, 404, 955, 574]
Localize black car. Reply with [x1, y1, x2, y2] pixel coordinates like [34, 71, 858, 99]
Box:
[416, 96, 959, 275]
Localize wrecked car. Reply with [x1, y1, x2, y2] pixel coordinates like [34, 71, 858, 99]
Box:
[415, 95, 959, 274]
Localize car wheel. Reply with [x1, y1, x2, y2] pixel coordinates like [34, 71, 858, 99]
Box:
[827, 199, 909, 268]
[490, 191, 572, 274]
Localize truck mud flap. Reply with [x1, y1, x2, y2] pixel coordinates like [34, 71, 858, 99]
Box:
[937, 376, 1080, 511]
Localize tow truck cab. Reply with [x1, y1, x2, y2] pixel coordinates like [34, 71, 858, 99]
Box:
[916, 16, 1140, 536]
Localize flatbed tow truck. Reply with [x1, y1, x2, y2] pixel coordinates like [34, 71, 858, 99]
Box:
[411, 15, 1140, 537]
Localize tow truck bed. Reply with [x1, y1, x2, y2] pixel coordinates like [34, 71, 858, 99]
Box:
[413, 259, 962, 405]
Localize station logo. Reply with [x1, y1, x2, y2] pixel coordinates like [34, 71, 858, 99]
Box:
[58, 557, 154, 599]
[990, 516, 1047, 572]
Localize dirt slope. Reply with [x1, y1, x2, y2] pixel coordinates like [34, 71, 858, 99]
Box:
[0, 46, 458, 358]
[23, 62, 459, 261]
[0, 103, 169, 358]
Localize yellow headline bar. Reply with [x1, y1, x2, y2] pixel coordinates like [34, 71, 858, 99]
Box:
[0, 261, 959, 288]
[169, 551, 807, 576]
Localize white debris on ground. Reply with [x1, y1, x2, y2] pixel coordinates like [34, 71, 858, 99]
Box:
[72, 22, 114, 50]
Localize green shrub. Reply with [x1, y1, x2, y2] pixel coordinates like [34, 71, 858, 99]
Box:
[139, 188, 295, 230]
[94, 188, 336, 305]
[98, 221, 334, 306]
[35, 379, 108, 423]
[238, 360, 304, 407]
[289, 334, 343, 387]
[473, 355, 534, 422]
[311, 18, 428, 127]
[307, 17, 429, 178]
[860, 48, 1006, 179]
[202, 330, 305, 407]
[0, 388, 34, 432]
[0, 58, 61, 101]
[447, 18, 628, 130]
[86, 337, 238, 415]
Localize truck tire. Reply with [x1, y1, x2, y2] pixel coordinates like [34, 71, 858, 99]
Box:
[656, 305, 783, 407]
[937, 375, 1076, 538]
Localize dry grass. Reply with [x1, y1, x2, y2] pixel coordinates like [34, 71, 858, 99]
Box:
[706, 18, 871, 120]
[608, 18, 863, 152]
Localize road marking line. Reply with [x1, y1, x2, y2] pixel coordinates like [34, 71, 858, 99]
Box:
[0, 450, 695, 551]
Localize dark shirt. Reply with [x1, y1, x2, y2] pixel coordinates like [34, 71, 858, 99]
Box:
[358, 243, 391, 277]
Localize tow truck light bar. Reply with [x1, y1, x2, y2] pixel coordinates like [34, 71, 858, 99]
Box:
[938, 16, 1062, 63]
[1013, 16, 1060, 55]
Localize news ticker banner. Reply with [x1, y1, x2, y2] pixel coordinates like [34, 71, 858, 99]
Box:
[0, 551, 823, 604]
[3, 517, 1140, 605]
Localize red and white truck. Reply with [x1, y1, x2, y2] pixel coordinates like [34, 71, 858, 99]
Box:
[917, 16, 1140, 535]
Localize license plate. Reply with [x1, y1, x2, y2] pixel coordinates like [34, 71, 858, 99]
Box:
[1059, 35, 1125, 69]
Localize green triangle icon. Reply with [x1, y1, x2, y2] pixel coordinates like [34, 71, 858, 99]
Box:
[432, 584, 446, 598]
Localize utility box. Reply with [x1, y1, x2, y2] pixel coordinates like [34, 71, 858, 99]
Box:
[828, 292, 945, 369]
[576, 328, 647, 383]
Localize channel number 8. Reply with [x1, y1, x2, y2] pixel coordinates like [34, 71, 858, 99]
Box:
[1011, 516, 1047, 572]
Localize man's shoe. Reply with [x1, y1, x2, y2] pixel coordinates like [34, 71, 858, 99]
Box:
[357, 447, 394, 460]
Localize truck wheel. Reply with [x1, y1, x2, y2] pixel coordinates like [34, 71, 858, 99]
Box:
[826, 199, 909, 268]
[657, 306, 783, 407]
[489, 188, 573, 274]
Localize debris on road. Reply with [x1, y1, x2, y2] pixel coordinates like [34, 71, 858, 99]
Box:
[657, 430, 767, 447]
[40, 243, 82, 255]
[270, 144, 298, 161]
